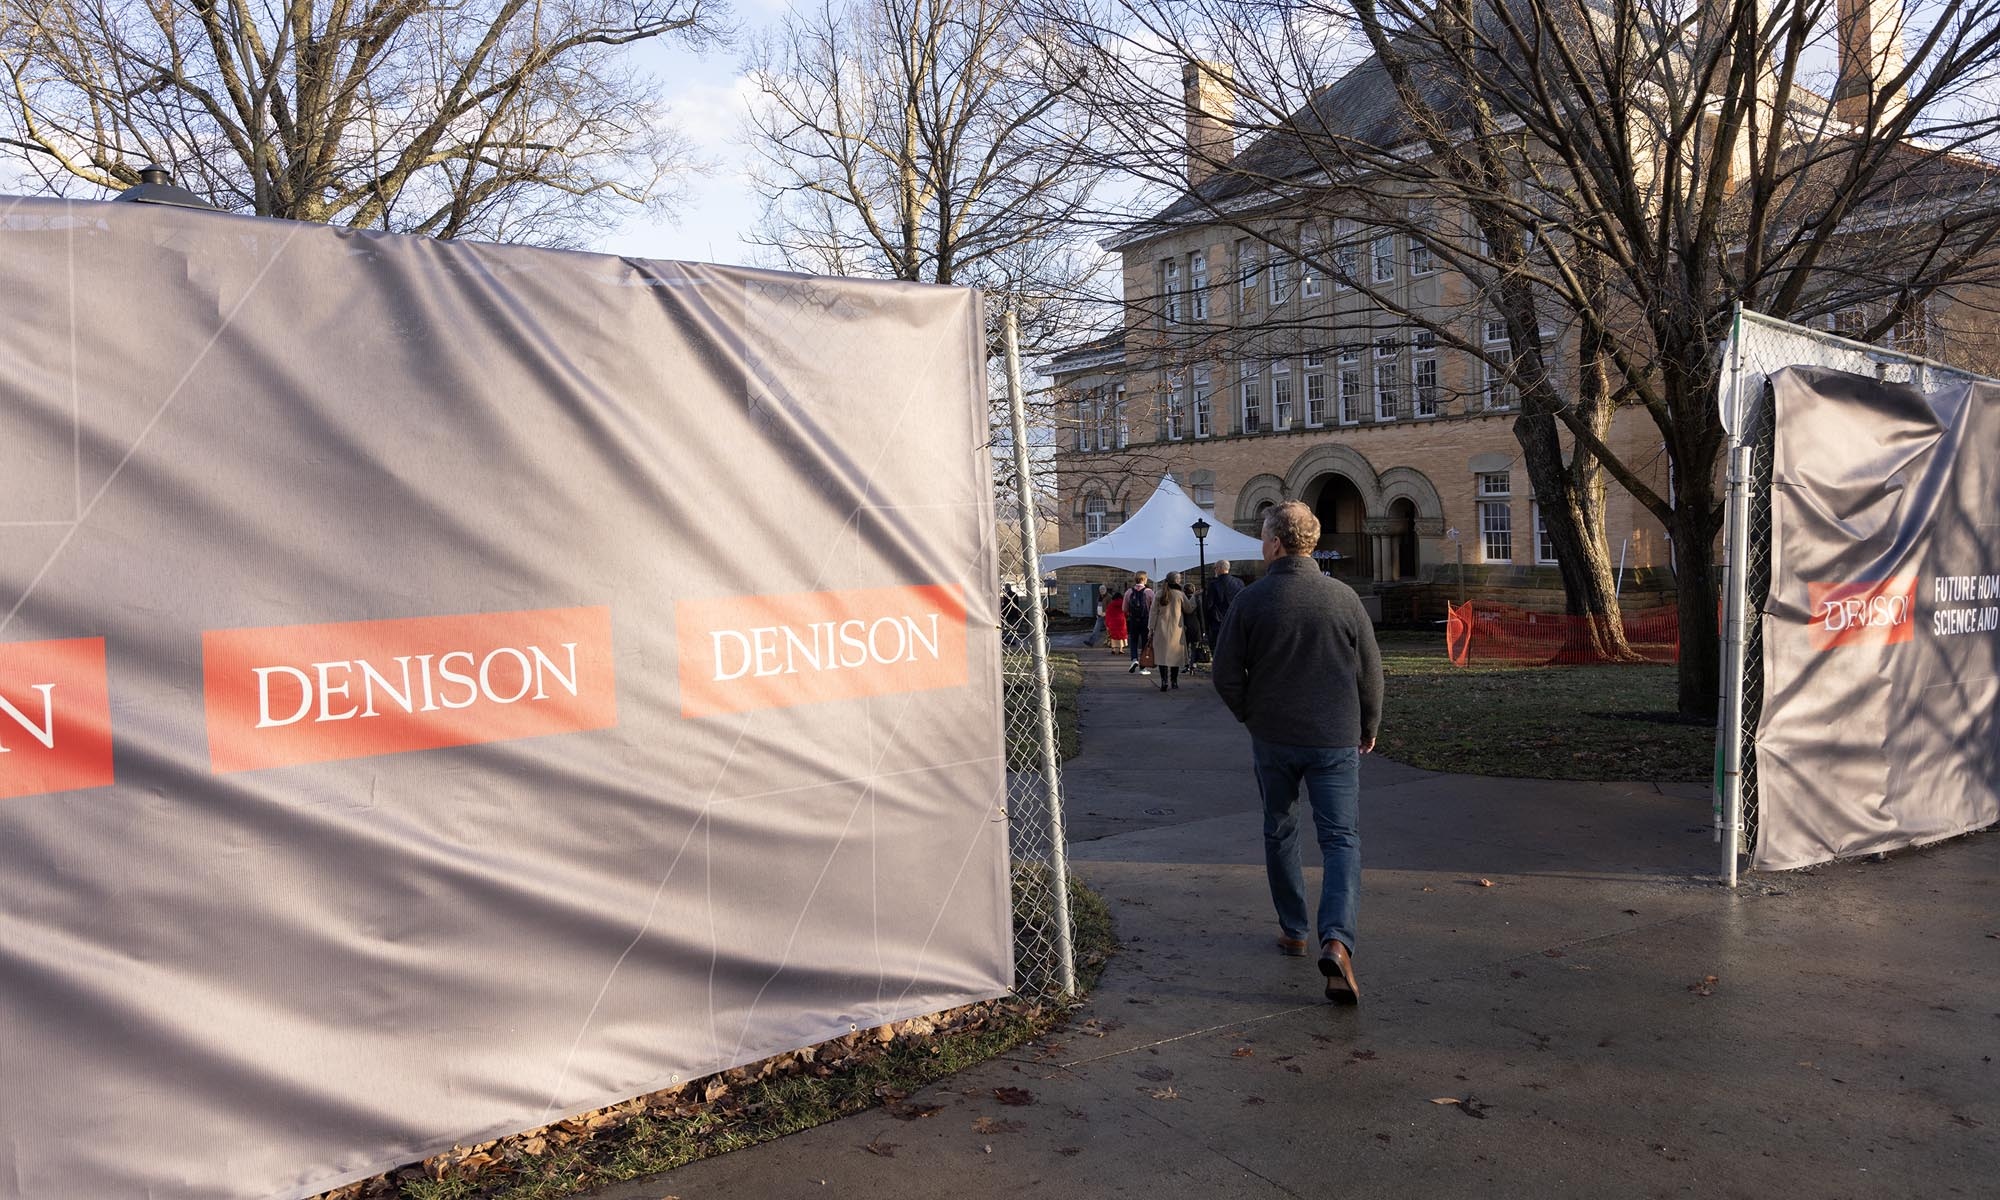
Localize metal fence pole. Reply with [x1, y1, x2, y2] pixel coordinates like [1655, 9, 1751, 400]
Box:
[1002, 302, 1076, 996]
[1717, 305, 1750, 887]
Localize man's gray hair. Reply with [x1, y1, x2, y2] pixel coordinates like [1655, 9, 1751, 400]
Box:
[1262, 501, 1321, 555]
[1216, 560, 1232, 574]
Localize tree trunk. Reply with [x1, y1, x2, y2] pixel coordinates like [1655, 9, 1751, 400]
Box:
[1669, 486, 1723, 720]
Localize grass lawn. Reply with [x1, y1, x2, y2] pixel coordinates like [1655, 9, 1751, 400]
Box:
[1005, 651, 1083, 767]
[1375, 632, 1715, 782]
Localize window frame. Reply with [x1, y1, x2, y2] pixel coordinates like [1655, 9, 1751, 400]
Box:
[1271, 361, 1295, 430]
[1240, 372, 1264, 434]
[1192, 366, 1213, 438]
[1370, 233, 1396, 283]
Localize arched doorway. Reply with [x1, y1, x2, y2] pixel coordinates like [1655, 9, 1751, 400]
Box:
[1389, 498, 1420, 579]
[1301, 472, 1371, 578]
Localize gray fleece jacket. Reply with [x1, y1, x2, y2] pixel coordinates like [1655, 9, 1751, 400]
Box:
[1211, 556, 1383, 748]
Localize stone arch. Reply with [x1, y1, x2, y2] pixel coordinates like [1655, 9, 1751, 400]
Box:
[1233, 473, 1288, 527]
[1283, 444, 1383, 515]
[1376, 466, 1447, 535]
[1070, 474, 1123, 517]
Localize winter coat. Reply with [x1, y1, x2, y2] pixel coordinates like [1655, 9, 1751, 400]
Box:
[1149, 587, 1192, 668]
[1103, 594, 1129, 640]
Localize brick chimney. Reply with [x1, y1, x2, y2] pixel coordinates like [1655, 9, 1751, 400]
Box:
[1833, 0, 1907, 125]
[1183, 61, 1235, 189]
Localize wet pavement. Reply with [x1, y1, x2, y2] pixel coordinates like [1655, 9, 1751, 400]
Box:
[600, 643, 2000, 1199]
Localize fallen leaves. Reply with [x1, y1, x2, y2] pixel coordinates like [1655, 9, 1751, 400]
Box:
[1688, 975, 1720, 997]
[862, 1140, 898, 1158]
[886, 1102, 943, 1121]
[992, 1087, 1036, 1107]
[1428, 1096, 1492, 1119]
[1543, 949, 1567, 959]
[1476, 878, 1496, 888]
[1350, 1049, 1378, 1062]
[1230, 1045, 1256, 1058]
[1148, 1085, 1184, 1101]
[972, 1117, 1024, 1135]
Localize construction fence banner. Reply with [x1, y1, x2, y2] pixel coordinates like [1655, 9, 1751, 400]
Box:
[1444, 600, 1681, 666]
[0, 196, 1010, 1199]
[1751, 366, 2000, 870]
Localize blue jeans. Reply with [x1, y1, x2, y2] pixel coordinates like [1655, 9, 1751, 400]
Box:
[1252, 737, 1360, 953]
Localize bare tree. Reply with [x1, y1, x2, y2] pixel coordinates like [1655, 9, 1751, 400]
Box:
[1061, 0, 2000, 711]
[746, 0, 1129, 518]
[744, 0, 1109, 317]
[0, 0, 728, 244]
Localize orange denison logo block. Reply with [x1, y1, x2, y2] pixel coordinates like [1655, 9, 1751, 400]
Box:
[677, 584, 970, 718]
[0, 637, 115, 801]
[203, 606, 617, 773]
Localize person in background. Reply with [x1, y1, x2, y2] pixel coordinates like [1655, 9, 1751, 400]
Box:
[1149, 573, 1192, 692]
[1123, 573, 1154, 675]
[1204, 559, 1246, 646]
[1087, 583, 1108, 647]
[1211, 502, 1383, 1005]
[1103, 583, 1129, 652]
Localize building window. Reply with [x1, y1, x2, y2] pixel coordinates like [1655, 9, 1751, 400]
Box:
[1333, 220, 1358, 290]
[1409, 204, 1437, 276]
[1192, 366, 1213, 438]
[1891, 300, 1934, 356]
[1093, 387, 1112, 449]
[1374, 359, 1399, 422]
[1271, 361, 1294, 429]
[1190, 251, 1209, 321]
[1371, 234, 1396, 283]
[1477, 472, 1512, 563]
[1085, 496, 1110, 540]
[1412, 330, 1438, 417]
[1533, 503, 1559, 564]
[1238, 238, 1260, 297]
[1827, 307, 1868, 340]
[1269, 250, 1294, 305]
[1483, 318, 1516, 410]
[1162, 385, 1185, 440]
[1114, 386, 1129, 448]
[1240, 374, 1263, 434]
[1073, 397, 1089, 451]
[1305, 369, 1328, 427]
[1300, 224, 1324, 298]
[1188, 470, 1216, 510]
[1338, 346, 1363, 425]
[1161, 259, 1181, 324]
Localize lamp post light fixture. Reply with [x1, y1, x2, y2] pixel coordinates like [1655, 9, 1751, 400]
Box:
[1191, 515, 1211, 593]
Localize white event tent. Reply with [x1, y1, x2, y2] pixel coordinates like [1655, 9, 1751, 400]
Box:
[1041, 475, 1266, 577]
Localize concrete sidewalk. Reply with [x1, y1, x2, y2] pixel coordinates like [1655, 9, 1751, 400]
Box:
[603, 645, 1999, 1199]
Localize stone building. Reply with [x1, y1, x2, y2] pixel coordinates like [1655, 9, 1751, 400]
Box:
[1049, 8, 1998, 614]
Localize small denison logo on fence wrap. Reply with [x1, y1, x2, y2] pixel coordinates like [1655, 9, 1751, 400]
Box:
[1807, 578, 1917, 651]
[0, 637, 114, 801]
[677, 584, 969, 718]
[204, 606, 616, 773]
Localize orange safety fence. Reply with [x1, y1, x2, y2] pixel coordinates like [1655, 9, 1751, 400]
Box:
[1446, 600, 1681, 666]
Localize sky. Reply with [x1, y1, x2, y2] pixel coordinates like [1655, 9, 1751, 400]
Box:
[596, 7, 786, 268]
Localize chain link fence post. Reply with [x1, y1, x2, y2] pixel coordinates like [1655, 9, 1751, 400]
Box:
[999, 302, 1076, 1000]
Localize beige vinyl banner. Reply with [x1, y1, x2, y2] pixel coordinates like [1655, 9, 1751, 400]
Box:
[0, 196, 1010, 1199]
[1752, 366, 2000, 870]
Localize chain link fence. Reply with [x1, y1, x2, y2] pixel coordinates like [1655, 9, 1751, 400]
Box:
[1716, 307, 1986, 879]
[994, 306, 1077, 1000]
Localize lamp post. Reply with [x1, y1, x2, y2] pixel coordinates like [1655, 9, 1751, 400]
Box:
[1191, 515, 1210, 598]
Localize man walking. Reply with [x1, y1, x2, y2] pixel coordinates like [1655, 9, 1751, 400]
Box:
[1123, 572, 1153, 676]
[1203, 559, 1245, 646]
[1211, 501, 1382, 1004]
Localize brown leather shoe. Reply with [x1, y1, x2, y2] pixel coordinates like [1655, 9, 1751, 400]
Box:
[1319, 939, 1359, 1004]
[1276, 935, 1308, 957]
